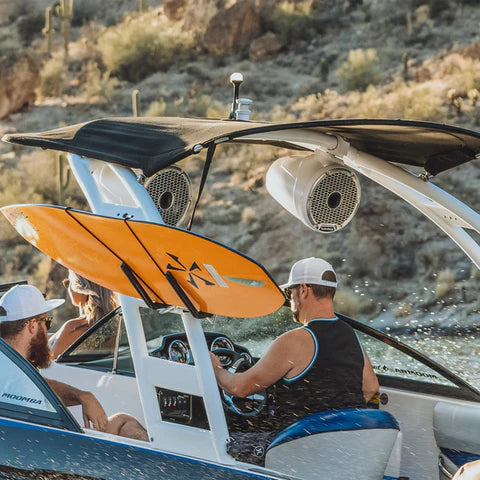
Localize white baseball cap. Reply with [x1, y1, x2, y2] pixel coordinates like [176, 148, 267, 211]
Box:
[0, 285, 64, 322]
[281, 257, 337, 289]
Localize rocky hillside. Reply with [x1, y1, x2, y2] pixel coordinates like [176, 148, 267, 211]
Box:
[1, 0, 480, 331]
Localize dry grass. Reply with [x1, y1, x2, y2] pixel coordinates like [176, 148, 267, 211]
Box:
[39, 57, 67, 97]
[291, 80, 447, 121]
[145, 94, 225, 118]
[288, 49, 480, 122]
[241, 206, 256, 225]
[270, 0, 316, 43]
[81, 61, 120, 102]
[337, 48, 381, 92]
[98, 14, 195, 82]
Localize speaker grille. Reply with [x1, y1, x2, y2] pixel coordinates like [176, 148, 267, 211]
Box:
[307, 168, 360, 231]
[145, 167, 192, 226]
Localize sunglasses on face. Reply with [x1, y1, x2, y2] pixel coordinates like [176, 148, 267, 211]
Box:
[40, 316, 53, 330]
[284, 285, 299, 300]
[284, 284, 313, 300]
[24, 315, 53, 331]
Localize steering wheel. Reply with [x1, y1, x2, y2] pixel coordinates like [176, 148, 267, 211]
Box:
[211, 348, 267, 417]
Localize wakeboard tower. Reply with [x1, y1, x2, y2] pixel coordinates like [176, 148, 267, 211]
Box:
[0, 73, 480, 480]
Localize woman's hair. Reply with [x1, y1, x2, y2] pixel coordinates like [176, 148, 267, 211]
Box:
[67, 271, 118, 323]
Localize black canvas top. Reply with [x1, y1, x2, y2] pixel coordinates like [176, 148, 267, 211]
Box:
[3, 117, 480, 176]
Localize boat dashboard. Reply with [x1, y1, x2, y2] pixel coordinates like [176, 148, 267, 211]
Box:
[149, 332, 253, 367]
[58, 325, 257, 430]
[149, 333, 256, 429]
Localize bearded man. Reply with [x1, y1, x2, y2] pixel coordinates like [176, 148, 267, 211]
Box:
[0, 284, 148, 441]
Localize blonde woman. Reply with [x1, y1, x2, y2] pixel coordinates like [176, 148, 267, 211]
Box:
[50, 270, 119, 359]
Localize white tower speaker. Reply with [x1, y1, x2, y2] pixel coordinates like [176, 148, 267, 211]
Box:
[266, 151, 361, 233]
[145, 166, 192, 226]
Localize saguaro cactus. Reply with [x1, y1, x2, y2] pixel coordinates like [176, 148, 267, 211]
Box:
[132, 89, 141, 117]
[56, 0, 74, 58]
[56, 153, 71, 205]
[42, 7, 55, 56]
[402, 52, 409, 82]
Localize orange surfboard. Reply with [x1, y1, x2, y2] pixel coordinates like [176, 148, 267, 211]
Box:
[2, 204, 285, 318]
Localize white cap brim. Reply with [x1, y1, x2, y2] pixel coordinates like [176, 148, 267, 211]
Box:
[2, 298, 65, 322]
[280, 280, 337, 289]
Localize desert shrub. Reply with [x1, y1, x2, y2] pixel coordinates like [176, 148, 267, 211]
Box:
[39, 57, 67, 97]
[435, 268, 455, 298]
[146, 98, 182, 117]
[241, 207, 256, 225]
[291, 81, 447, 121]
[0, 244, 42, 281]
[81, 61, 120, 101]
[98, 17, 195, 82]
[414, 5, 433, 28]
[270, 0, 317, 43]
[146, 95, 225, 118]
[375, 83, 446, 121]
[412, 0, 450, 18]
[438, 54, 480, 94]
[0, 169, 43, 243]
[337, 48, 381, 92]
[188, 95, 225, 118]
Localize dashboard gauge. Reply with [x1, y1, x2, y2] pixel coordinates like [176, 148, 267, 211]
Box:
[210, 336, 235, 352]
[168, 340, 190, 364]
[240, 352, 252, 365]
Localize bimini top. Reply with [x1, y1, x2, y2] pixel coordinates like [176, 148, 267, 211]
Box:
[3, 117, 480, 177]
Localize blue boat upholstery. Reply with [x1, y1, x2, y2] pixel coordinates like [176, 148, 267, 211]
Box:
[265, 409, 400, 480]
[434, 402, 480, 476]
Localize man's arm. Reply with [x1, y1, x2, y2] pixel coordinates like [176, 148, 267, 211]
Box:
[46, 379, 108, 431]
[362, 352, 379, 402]
[210, 330, 306, 397]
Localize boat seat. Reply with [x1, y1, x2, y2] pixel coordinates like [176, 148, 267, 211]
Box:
[265, 408, 400, 480]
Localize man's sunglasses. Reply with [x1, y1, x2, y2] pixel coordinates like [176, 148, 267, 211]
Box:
[284, 285, 299, 300]
[284, 284, 313, 300]
[24, 315, 53, 331]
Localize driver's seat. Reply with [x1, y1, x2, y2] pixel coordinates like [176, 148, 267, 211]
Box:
[264, 408, 399, 480]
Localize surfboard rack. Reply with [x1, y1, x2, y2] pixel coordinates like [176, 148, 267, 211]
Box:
[164, 271, 211, 319]
[120, 262, 167, 310]
[120, 262, 210, 319]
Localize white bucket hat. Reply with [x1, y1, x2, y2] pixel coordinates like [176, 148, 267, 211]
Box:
[281, 257, 337, 289]
[0, 285, 64, 322]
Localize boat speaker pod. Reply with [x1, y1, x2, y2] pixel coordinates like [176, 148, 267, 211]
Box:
[145, 166, 192, 226]
[266, 151, 361, 233]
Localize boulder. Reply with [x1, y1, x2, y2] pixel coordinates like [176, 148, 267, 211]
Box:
[164, 0, 187, 21]
[183, 0, 219, 31]
[203, 0, 262, 55]
[0, 53, 39, 119]
[249, 31, 283, 61]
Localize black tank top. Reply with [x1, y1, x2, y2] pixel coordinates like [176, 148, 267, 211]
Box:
[268, 316, 366, 432]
